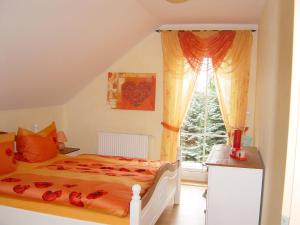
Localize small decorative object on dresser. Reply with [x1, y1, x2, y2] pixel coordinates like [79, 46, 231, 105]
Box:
[59, 147, 80, 155]
[57, 131, 67, 150]
[205, 144, 264, 225]
[230, 128, 247, 161]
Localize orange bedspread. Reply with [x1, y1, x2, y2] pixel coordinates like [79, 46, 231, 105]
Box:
[0, 154, 166, 217]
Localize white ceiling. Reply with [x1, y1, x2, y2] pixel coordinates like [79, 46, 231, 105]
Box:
[0, 0, 265, 110]
[139, 0, 266, 24]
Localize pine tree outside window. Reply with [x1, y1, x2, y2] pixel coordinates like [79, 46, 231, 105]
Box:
[180, 58, 227, 169]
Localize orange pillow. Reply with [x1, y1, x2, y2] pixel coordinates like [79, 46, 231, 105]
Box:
[0, 133, 16, 175]
[18, 122, 58, 144]
[16, 135, 57, 162]
[16, 122, 58, 162]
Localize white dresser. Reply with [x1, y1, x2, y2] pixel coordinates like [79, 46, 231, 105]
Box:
[205, 145, 264, 225]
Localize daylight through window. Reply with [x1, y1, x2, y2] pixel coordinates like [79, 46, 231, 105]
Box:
[180, 58, 227, 168]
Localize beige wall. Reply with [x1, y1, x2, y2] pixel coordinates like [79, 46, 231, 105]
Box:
[0, 105, 64, 132]
[63, 33, 163, 159]
[0, 29, 257, 160]
[63, 30, 258, 159]
[255, 0, 294, 224]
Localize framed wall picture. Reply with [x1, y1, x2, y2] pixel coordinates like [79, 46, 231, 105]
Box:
[107, 72, 156, 111]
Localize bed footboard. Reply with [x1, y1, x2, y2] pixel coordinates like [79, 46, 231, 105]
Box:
[129, 163, 180, 225]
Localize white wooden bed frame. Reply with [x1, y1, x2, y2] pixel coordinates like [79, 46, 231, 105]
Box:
[0, 154, 181, 225]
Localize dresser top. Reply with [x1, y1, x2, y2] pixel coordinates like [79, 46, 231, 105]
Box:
[205, 145, 264, 169]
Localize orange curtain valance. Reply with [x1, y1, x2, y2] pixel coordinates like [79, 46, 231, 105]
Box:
[178, 31, 236, 71]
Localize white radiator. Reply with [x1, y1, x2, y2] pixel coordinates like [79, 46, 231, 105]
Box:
[98, 132, 149, 159]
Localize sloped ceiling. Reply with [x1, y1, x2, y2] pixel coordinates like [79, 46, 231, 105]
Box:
[0, 0, 265, 110]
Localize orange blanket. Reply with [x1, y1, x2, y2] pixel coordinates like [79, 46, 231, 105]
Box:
[0, 154, 167, 217]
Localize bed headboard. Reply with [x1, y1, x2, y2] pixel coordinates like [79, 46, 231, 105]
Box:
[98, 131, 149, 159]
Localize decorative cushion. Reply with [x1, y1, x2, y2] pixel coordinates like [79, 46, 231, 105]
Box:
[16, 122, 58, 162]
[0, 133, 16, 175]
[18, 122, 57, 144]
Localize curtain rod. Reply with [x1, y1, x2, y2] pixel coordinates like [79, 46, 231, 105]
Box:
[155, 29, 256, 32]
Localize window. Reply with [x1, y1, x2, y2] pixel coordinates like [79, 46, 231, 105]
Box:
[180, 58, 227, 168]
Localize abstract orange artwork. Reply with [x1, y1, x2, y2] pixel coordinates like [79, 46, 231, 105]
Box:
[107, 72, 156, 111]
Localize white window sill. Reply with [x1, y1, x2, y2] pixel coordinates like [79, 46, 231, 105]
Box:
[182, 161, 206, 171]
[181, 161, 208, 182]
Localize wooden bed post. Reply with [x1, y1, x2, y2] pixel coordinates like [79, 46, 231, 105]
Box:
[174, 147, 181, 204]
[130, 184, 141, 225]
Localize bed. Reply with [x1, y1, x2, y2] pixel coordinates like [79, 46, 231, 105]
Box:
[0, 152, 181, 225]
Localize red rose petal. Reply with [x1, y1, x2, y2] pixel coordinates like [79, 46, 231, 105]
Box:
[14, 152, 28, 162]
[77, 164, 89, 167]
[34, 182, 53, 188]
[119, 168, 130, 172]
[119, 157, 132, 161]
[86, 190, 108, 199]
[90, 163, 103, 167]
[57, 166, 65, 170]
[5, 148, 13, 157]
[64, 160, 78, 164]
[105, 172, 117, 176]
[69, 192, 84, 207]
[76, 167, 90, 170]
[13, 184, 30, 194]
[135, 169, 152, 175]
[100, 166, 114, 170]
[63, 184, 78, 188]
[81, 170, 98, 174]
[42, 190, 62, 201]
[54, 190, 62, 197]
[135, 169, 146, 173]
[121, 174, 135, 176]
[42, 191, 55, 201]
[1, 178, 21, 182]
